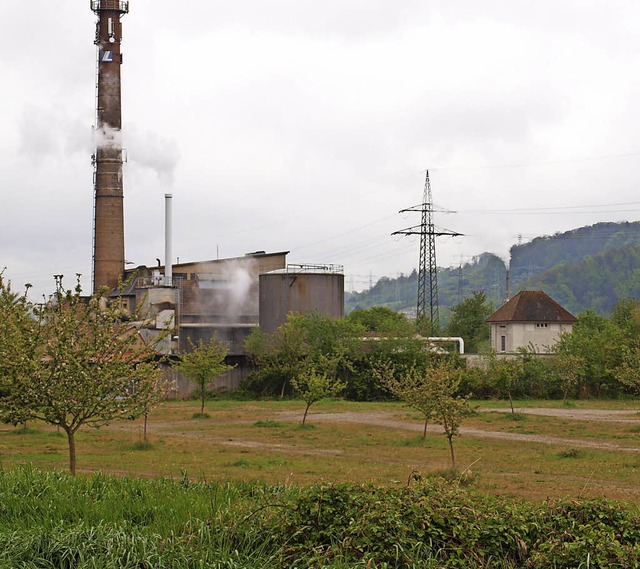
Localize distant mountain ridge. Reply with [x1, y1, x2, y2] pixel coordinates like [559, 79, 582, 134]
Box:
[345, 221, 640, 320]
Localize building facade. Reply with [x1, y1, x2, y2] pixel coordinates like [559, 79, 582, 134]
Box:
[486, 290, 577, 354]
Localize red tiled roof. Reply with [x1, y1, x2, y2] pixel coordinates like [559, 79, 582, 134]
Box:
[486, 290, 577, 323]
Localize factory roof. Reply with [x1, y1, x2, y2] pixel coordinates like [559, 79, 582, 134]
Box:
[172, 250, 290, 269]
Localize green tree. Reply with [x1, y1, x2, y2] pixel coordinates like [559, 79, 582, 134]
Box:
[610, 298, 640, 341]
[377, 358, 471, 468]
[436, 389, 472, 470]
[376, 362, 439, 439]
[245, 312, 432, 401]
[0, 274, 37, 426]
[245, 315, 309, 397]
[549, 352, 585, 404]
[173, 337, 235, 416]
[291, 359, 346, 426]
[555, 310, 622, 397]
[486, 353, 521, 414]
[446, 291, 492, 353]
[0, 277, 169, 475]
[347, 306, 415, 336]
[139, 372, 175, 442]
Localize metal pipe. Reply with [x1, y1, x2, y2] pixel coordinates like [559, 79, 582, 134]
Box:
[427, 336, 465, 354]
[165, 193, 173, 286]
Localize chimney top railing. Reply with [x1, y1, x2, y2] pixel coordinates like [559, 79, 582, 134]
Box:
[90, 0, 129, 14]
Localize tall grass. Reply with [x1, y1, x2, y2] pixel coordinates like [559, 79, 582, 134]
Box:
[0, 465, 279, 568]
[2, 464, 640, 568]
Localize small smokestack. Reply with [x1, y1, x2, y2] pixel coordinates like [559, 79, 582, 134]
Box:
[505, 267, 511, 302]
[165, 193, 173, 286]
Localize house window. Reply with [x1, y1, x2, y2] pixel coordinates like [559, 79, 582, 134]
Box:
[536, 323, 549, 328]
[500, 335, 506, 351]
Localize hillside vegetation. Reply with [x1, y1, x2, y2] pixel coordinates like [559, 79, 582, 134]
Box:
[346, 221, 640, 318]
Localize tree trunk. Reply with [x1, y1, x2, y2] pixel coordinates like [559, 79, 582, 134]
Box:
[448, 435, 456, 470]
[508, 390, 515, 414]
[143, 412, 149, 441]
[302, 402, 311, 426]
[201, 384, 206, 415]
[422, 417, 428, 440]
[66, 429, 77, 476]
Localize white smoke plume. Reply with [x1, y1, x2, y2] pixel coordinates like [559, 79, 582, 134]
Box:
[93, 124, 122, 150]
[225, 262, 255, 320]
[190, 258, 259, 324]
[125, 125, 180, 186]
[18, 106, 179, 187]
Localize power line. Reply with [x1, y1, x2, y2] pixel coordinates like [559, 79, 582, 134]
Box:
[392, 170, 462, 332]
[429, 150, 640, 172]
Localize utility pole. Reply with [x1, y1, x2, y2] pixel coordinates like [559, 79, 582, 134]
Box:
[393, 171, 462, 333]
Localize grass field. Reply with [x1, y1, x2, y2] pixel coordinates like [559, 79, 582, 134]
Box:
[1, 398, 640, 501]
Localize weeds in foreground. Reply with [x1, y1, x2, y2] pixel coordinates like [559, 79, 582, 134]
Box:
[557, 448, 585, 459]
[2, 465, 639, 567]
[191, 413, 211, 420]
[131, 440, 154, 451]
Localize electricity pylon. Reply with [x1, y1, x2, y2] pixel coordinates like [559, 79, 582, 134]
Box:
[392, 170, 462, 333]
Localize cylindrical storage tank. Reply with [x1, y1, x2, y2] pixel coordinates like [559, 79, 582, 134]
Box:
[259, 265, 344, 333]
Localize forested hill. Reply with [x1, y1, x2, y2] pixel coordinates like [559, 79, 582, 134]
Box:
[345, 221, 640, 318]
[345, 252, 508, 317]
[509, 221, 640, 286]
[520, 242, 640, 316]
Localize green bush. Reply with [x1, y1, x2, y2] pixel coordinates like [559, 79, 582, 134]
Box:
[2, 466, 640, 568]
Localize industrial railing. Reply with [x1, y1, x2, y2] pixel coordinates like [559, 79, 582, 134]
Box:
[284, 263, 344, 275]
[90, 0, 129, 13]
[135, 275, 183, 288]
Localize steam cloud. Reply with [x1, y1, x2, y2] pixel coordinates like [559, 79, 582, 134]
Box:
[93, 124, 123, 150]
[225, 262, 254, 320]
[126, 125, 180, 186]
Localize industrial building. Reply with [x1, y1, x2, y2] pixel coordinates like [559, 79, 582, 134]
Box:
[119, 251, 344, 393]
[88, 3, 345, 393]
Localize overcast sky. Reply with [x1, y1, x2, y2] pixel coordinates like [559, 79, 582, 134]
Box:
[2, 1, 640, 299]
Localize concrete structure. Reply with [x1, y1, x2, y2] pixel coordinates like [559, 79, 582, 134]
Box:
[487, 290, 577, 354]
[175, 251, 288, 356]
[91, 0, 129, 293]
[121, 251, 289, 391]
[259, 264, 345, 333]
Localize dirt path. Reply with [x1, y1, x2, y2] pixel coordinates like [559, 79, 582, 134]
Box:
[479, 407, 640, 423]
[273, 408, 640, 454]
[99, 406, 640, 457]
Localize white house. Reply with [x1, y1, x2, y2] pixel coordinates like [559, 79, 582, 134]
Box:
[486, 290, 577, 354]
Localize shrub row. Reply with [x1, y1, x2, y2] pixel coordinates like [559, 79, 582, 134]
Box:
[1, 466, 639, 568]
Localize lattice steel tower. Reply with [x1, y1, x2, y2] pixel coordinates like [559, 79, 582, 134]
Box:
[90, 0, 129, 293]
[393, 171, 462, 333]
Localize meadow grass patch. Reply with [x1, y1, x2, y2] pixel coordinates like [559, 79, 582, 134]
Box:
[1, 399, 640, 501]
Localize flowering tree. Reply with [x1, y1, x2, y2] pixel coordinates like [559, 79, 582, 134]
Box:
[0, 276, 171, 475]
[0, 273, 37, 426]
